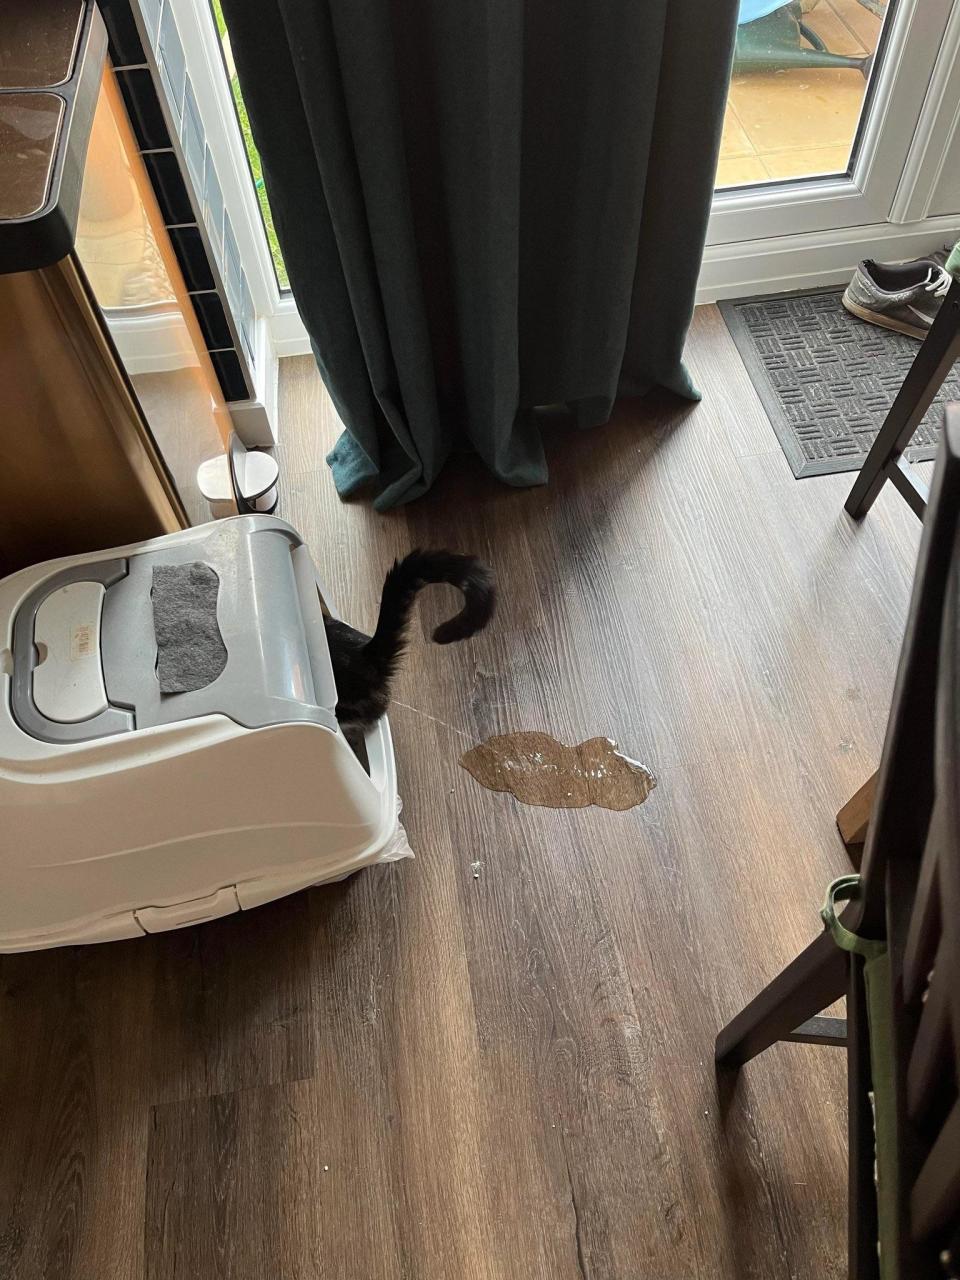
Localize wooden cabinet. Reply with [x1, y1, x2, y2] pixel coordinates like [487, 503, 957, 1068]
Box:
[0, 2, 233, 576]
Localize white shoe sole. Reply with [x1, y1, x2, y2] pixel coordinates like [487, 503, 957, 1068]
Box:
[842, 294, 928, 341]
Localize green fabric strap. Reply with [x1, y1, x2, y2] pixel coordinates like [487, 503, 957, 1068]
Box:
[821, 875, 899, 1280]
[820, 874, 885, 960]
[865, 950, 899, 1280]
[946, 239, 960, 280]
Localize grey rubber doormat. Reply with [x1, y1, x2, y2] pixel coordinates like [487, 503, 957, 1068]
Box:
[719, 286, 959, 478]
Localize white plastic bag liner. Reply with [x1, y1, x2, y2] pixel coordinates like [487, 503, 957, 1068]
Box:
[379, 817, 416, 864]
[312, 804, 414, 886]
[375, 794, 415, 864]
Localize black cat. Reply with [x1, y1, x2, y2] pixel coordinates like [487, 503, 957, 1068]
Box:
[326, 550, 495, 732]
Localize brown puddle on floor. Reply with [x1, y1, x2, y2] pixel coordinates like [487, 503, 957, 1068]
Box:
[460, 732, 656, 812]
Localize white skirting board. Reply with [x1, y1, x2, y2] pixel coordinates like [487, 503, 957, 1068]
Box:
[697, 212, 960, 305]
[268, 295, 313, 359]
[228, 316, 281, 447]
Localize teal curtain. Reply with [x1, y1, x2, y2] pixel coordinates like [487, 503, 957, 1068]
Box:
[221, 0, 738, 509]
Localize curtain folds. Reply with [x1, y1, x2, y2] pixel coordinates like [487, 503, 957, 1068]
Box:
[221, 0, 738, 508]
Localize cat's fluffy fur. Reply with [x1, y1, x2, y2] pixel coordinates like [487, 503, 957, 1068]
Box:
[326, 550, 495, 732]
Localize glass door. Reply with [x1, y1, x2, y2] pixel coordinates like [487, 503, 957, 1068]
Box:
[708, 0, 956, 244]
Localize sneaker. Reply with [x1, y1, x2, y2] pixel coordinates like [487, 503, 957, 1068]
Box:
[842, 256, 951, 339]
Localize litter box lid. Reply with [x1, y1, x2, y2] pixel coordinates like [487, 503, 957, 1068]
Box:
[9, 517, 339, 743]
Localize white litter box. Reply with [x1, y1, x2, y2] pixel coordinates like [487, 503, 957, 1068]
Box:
[0, 516, 411, 953]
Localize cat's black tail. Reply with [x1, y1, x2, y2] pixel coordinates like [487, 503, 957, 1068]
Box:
[366, 550, 495, 665]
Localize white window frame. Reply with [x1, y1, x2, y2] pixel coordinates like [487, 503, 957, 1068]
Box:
[889, 0, 960, 222]
[166, 0, 281, 316]
[708, 0, 955, 244]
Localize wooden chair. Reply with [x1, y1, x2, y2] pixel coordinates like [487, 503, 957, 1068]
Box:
[840, 252, 960, 858]
[717, 403, 960, 1278]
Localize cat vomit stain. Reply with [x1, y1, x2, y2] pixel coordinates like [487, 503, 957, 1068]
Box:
[460, 732, 656, 812]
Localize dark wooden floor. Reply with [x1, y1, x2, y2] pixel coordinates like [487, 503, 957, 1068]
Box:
[0, 306, 927, 1278]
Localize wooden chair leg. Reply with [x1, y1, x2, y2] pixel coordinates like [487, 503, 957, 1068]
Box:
[838, 772, 878, 869]
[716, 930, 848, 1070]
[845, 281, 960, 520]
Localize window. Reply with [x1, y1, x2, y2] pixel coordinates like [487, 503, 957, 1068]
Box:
[209, 0, 288, 289]
[717, 0, 892, 189]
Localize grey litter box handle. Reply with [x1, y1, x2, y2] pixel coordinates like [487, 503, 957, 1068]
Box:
[11, 560, 135, 743]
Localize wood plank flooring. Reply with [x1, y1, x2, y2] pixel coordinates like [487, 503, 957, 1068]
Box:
[0, 305, 928, 1278]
